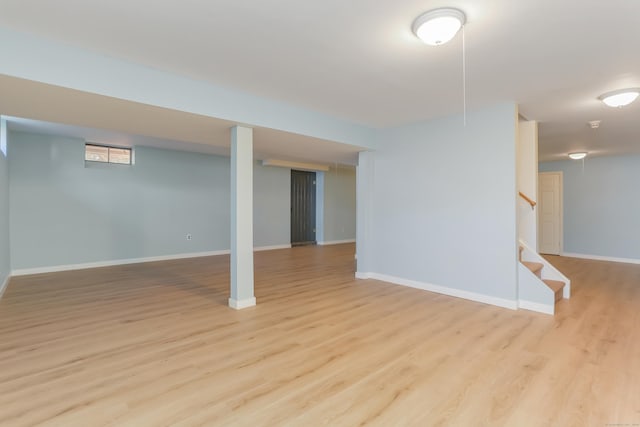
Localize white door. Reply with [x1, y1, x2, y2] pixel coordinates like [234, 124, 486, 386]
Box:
[538, 172, 562, 255]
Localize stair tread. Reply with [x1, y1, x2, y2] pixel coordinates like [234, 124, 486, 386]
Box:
[543, 279, 565, 292]
[522, 261, 543, 273]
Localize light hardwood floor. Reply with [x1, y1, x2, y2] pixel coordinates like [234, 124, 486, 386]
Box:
[0, 244, 639, 426]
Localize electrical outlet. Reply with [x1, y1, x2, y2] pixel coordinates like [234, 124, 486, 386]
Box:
[186, 234, 192, 240]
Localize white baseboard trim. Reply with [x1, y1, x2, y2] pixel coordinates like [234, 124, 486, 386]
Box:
[518, 300, 554, 315]
[0, 274, 10, 299]
[355, 271, 370, 279]
[228, 297, 256, 310]
[318, 239, 355, 246]
[562, 252, 640, 265]
[254, 244, 291, 252]
[11, 250, 230, 276]
[358, 272, 518, 310]
[11, 245, 292, 276]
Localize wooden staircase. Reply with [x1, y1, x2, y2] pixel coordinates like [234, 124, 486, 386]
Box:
[521, 260, 564, 302]
[518, 243, 570, 314]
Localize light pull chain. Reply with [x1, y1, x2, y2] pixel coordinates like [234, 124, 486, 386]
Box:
[462, 25, 467, 127]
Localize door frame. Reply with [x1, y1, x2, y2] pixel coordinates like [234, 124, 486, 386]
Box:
[538, 171, 563, 255]
[290, 169, 317, 246]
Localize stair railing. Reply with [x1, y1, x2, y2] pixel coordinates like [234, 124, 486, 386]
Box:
[518, 192, 536, 210]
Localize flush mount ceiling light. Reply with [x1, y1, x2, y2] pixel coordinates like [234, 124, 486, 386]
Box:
[412, 8, 466, 46]
[598, 88, 640, 108]
[569, 152, 587, 160]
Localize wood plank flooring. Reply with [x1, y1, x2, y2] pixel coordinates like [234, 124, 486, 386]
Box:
[0, 244, 639, 426]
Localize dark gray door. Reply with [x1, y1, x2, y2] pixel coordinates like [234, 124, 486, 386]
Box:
[291, 170, 316, 246]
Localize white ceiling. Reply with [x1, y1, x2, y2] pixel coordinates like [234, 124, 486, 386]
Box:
[0, 0, 639, 161]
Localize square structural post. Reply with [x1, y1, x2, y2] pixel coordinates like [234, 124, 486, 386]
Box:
[355, 151, 374, 279]
[229, 126, 255, 309]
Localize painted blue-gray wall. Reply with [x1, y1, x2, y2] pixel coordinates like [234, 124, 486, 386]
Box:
[322, 166, 356, 242]
[539, 155, 640, 260]
[9, 131, 290, 270]
[254, 161, 290, 247]
[369, 103, 518, 300]
[0, 121, 10, 288]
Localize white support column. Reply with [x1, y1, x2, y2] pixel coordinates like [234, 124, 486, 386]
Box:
[0, 116, 7, 156]
[229, 126, 256, 309]
[315, 171, 325, 244]
[355, 151, 374, 278]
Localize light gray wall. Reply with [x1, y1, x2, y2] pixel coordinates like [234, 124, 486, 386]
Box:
[254, 161, 290, 247]
[367, 103, 519, 300]
[0, 119, 10, 288]
[9, 131, 290, 270]
[322, 166, 356, 242]
[539, 155, 640, 260]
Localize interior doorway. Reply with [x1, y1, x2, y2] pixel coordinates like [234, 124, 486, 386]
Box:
[291, 170, 316, 246]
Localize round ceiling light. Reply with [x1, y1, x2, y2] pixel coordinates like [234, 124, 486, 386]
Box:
[412, 8, 466, 46]
[598, 88, 640, 108]
[569, 152, 587, 160]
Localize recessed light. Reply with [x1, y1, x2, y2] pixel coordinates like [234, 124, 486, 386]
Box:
[412, 8, 466, 46]
[569, 152, 587, 160]
[598, 88, 640, 108]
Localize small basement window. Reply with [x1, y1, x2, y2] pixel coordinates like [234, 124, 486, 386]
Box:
[85, 144, 132, 165]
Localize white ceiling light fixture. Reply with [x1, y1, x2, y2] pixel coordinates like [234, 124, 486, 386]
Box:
[569, 152, 587, 160]
[412, 8, 466, 46]
[598, 88, 640, 108]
